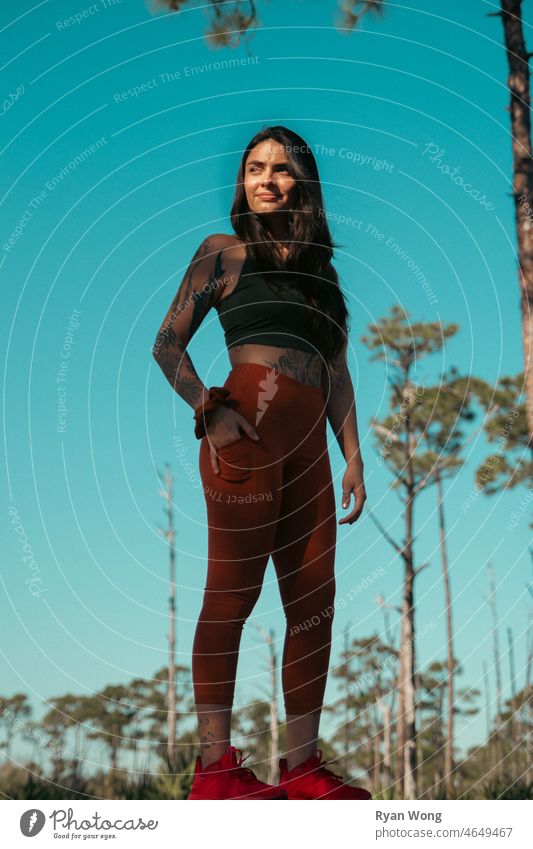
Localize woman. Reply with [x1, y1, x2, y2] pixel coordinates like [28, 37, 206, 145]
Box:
[153, 126, 369, 800]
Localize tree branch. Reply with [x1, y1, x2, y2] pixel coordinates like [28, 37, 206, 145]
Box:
[367, 508, 403, 555]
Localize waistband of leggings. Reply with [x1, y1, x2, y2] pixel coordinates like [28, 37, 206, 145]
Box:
[226, 362, 325, 396]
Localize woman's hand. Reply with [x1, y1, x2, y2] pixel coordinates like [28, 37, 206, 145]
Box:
[338, 457, 367, 525]
[205, 405, 259, 475]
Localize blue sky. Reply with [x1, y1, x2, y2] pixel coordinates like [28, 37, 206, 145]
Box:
[2, 0, 532, 768]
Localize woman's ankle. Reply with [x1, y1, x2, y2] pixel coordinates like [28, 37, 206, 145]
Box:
[195, 703, 232, 769]
[286, 744, 317, 772]
[200, 743, 230, 769]
[285, 710, 321, 771]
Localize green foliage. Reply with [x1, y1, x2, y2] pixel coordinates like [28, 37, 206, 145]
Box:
[477, 774, 533, 800]
[471, 373, 532, 509]
[142, 758, 196, 800]
[371, 783, 401, 800]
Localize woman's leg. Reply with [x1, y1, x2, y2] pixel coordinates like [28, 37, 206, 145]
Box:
[192, 378, 283, 760]
[284, 711, 322, 771]
[191, 503, 274, 766]
[271, 446, 337, 770]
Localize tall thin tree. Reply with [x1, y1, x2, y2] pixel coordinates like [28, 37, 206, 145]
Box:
[414, 371, 479, 795]
[156, 463, 177, 771]
[376, 594, 399, 792]
[489, 0, 533, 449]
[483, 660, 492, 773]
[252, 623, 280, 785]
[507, 626, 518, 780]
[487, 562, 504, 776]
[362, 305, 458, 798]
[487, 563, 504, 723]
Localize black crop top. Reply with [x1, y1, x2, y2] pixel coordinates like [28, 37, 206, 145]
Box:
[215, 252, 319, 353]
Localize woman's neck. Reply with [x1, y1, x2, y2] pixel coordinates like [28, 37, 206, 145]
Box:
[261, 214, 290, 258]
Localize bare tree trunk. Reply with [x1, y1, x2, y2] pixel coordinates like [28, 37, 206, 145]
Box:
[526, 613, 533, 783]
[266, 629, 279, 786]
[524, 680, 533, 784]
[401, 545, 417, 800]
[6, 728, 13, 761]
[398, 398, 419, 800]
[436, 470, 455, 796]
[132, 736, 139, 777]
[157, 464, 177, 771]
[378, 696, 393, 788]
[373, 728, 381, 786]
[487, 563, 503, 719]
[377, 596, 396, 793]
[74, 722, 81, 762]
[436, 689, 445, 798]
[395, 626, 405, 792]
[372, 698, 382, 787]
[253, 624, 280, 785]
[507, 627, 517, 780]
[167, 480, 177, 771]
[495, 0, 533, 449]
[370, 377, 427, 800]
[526, 610, 533, 689]
[483, 661, 492, 773]
[343, 625, 351, 765]
[487, 563, 503, 772]
[379, 476, 418, 800]
[111, 739, 118, 774]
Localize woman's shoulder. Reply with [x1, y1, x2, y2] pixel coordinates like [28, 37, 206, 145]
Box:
[201, 232, 246, 254]
[194, 235, 248, 304]
[191, 233, 246, 272]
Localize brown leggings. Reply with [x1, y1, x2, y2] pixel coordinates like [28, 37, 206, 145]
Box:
[193, 362, 337, 715]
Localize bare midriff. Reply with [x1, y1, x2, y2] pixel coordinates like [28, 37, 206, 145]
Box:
[227, 343, 323, 388]
[218, 240, 323, 389]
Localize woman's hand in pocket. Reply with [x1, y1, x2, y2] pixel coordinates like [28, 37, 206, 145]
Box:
[206, 406, 259, 475]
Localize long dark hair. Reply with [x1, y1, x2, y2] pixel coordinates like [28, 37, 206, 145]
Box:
[230, 125, 350, 374]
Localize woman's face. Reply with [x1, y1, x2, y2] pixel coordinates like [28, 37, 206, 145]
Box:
[243, 139, 298, 215]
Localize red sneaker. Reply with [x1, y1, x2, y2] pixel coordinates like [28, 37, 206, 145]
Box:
[279, 748, 372, 800]
[188, 745, 287, 799]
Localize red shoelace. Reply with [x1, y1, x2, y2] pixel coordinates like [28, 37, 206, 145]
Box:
[229, 749, 262, 784]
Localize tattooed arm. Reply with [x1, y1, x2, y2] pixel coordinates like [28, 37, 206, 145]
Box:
[322, 348, 367, 523]
[152, 234, 234, 409]
[321, 348, 363, 467]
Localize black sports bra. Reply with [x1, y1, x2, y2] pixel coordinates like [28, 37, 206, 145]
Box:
[215, 252, 319, 353]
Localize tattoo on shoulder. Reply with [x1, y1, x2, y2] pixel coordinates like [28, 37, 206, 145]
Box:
[152, 239, 230, 407]
[153, 241, 228, 355]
